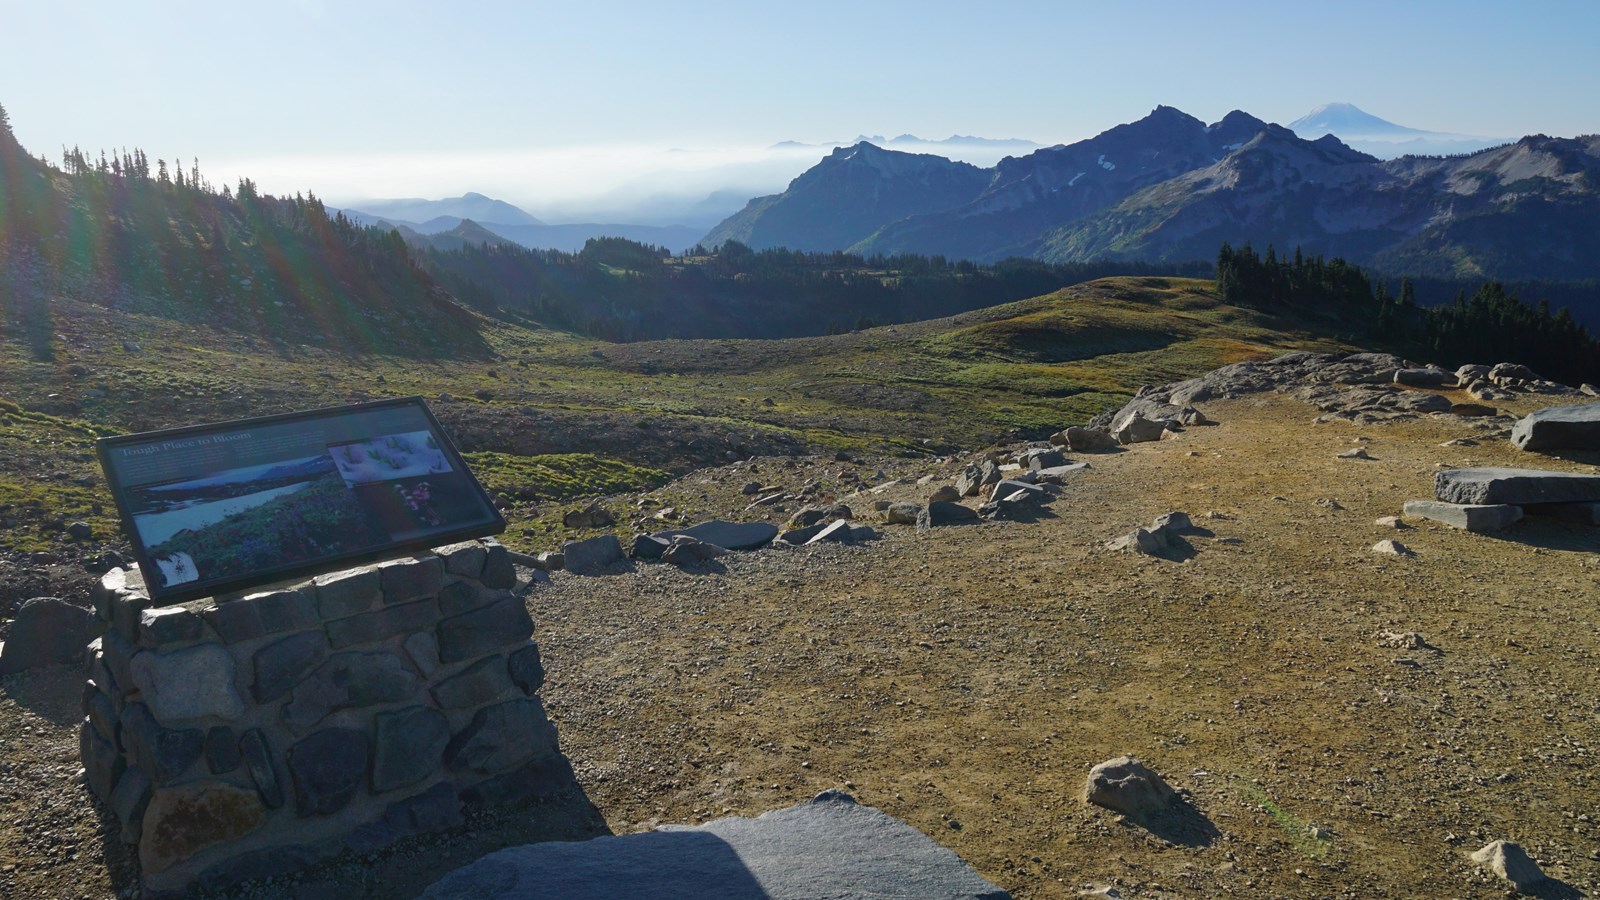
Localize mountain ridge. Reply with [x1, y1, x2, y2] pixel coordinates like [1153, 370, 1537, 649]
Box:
[702, 105, 1600, 281]
[338, 192, 546, 228]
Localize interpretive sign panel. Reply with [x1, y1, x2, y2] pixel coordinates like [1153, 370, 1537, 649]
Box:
[97, 397, 505, 604]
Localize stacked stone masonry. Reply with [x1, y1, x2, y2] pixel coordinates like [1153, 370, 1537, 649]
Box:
[79, 539, 561, 896]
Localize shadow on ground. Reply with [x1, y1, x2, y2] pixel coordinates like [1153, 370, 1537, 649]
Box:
[1482, 518, 1600, 553]
[418, 828, 774, 899]
[1151, 525, 1214, 562]
[1522, 877, 1586, 900]
[1127, 798, 1221, 849]
[2, 664, 87, 726]
[190, 753, 613, 899]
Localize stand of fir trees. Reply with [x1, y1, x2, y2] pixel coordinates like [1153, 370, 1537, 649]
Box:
[1216, 242, 1599, 385]
[0, 103, 484, 359]
[421, 238, 1213, 342]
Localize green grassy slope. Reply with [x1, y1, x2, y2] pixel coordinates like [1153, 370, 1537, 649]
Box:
[0, 276, 1349, 567]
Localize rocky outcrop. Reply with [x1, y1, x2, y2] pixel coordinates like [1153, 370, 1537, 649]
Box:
[80, 540, 563, 896]
[1112, 414, 1171, 445]
[1289, 384, 1453, 420]
[1100, 351, 1577, 428]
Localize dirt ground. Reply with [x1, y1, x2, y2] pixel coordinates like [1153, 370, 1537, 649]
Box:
[3, 389, 1599, 898]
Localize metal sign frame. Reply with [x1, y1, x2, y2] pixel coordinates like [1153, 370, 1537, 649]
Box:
[96, 397, 506, 604]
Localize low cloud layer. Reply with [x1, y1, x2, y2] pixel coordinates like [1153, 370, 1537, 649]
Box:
[207, 138, 1040, 227]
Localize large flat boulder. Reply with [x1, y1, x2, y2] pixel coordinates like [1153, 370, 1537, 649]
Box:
[1033, 463, 1090, 484]
[419, 791, 1008, 899]
[1510, 401, 1600, 451]
[1402, 500, 1523, 533]
[1435, 467, 1600, 506]
[654, 520, 778, 551]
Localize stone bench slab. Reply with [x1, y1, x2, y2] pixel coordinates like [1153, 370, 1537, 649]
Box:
[1402, 500, 1523, 532]
[1434, 467, 1600, 506]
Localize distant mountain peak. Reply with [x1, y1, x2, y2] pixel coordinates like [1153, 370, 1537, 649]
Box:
[1289, 102, 1410, 139]
[340, 193, 545, 229]
[820, 141, 983, 179]
[1116, 105, 1208, 138]
[1288, 102, 1505, 159]
[1212, 109, 1267, 129]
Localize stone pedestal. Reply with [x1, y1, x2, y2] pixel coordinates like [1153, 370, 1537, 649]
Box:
[80, 539, 561, 896]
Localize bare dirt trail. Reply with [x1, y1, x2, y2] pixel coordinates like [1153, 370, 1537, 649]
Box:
[2, 389, 1598, 898]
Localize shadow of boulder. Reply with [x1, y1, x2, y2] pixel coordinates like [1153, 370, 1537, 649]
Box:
[1125, 797, 1221, 848]
[1522, 878, 1586, 900]
[2, 664, 88, 726]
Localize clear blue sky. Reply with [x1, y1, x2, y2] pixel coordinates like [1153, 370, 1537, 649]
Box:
[4, 0, 1596, 214]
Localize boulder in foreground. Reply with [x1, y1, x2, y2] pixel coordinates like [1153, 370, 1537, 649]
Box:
[1372, 539, 1416, 557]
[0, 597, 95, 676]
[1470, 840, 1549, 893]
[1053, 426, 1116, 452]
[1435, 467, 1600, 506]
[419, 790, 1010, 900]
[1084, 756, 1176, 818]
[918, 501, 979, 529]
[562, 535, 624, 574]
[1510, 401, 1600, 451]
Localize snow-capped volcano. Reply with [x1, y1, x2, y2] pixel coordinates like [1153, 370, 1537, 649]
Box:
[1288, 103, 1504, 158]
